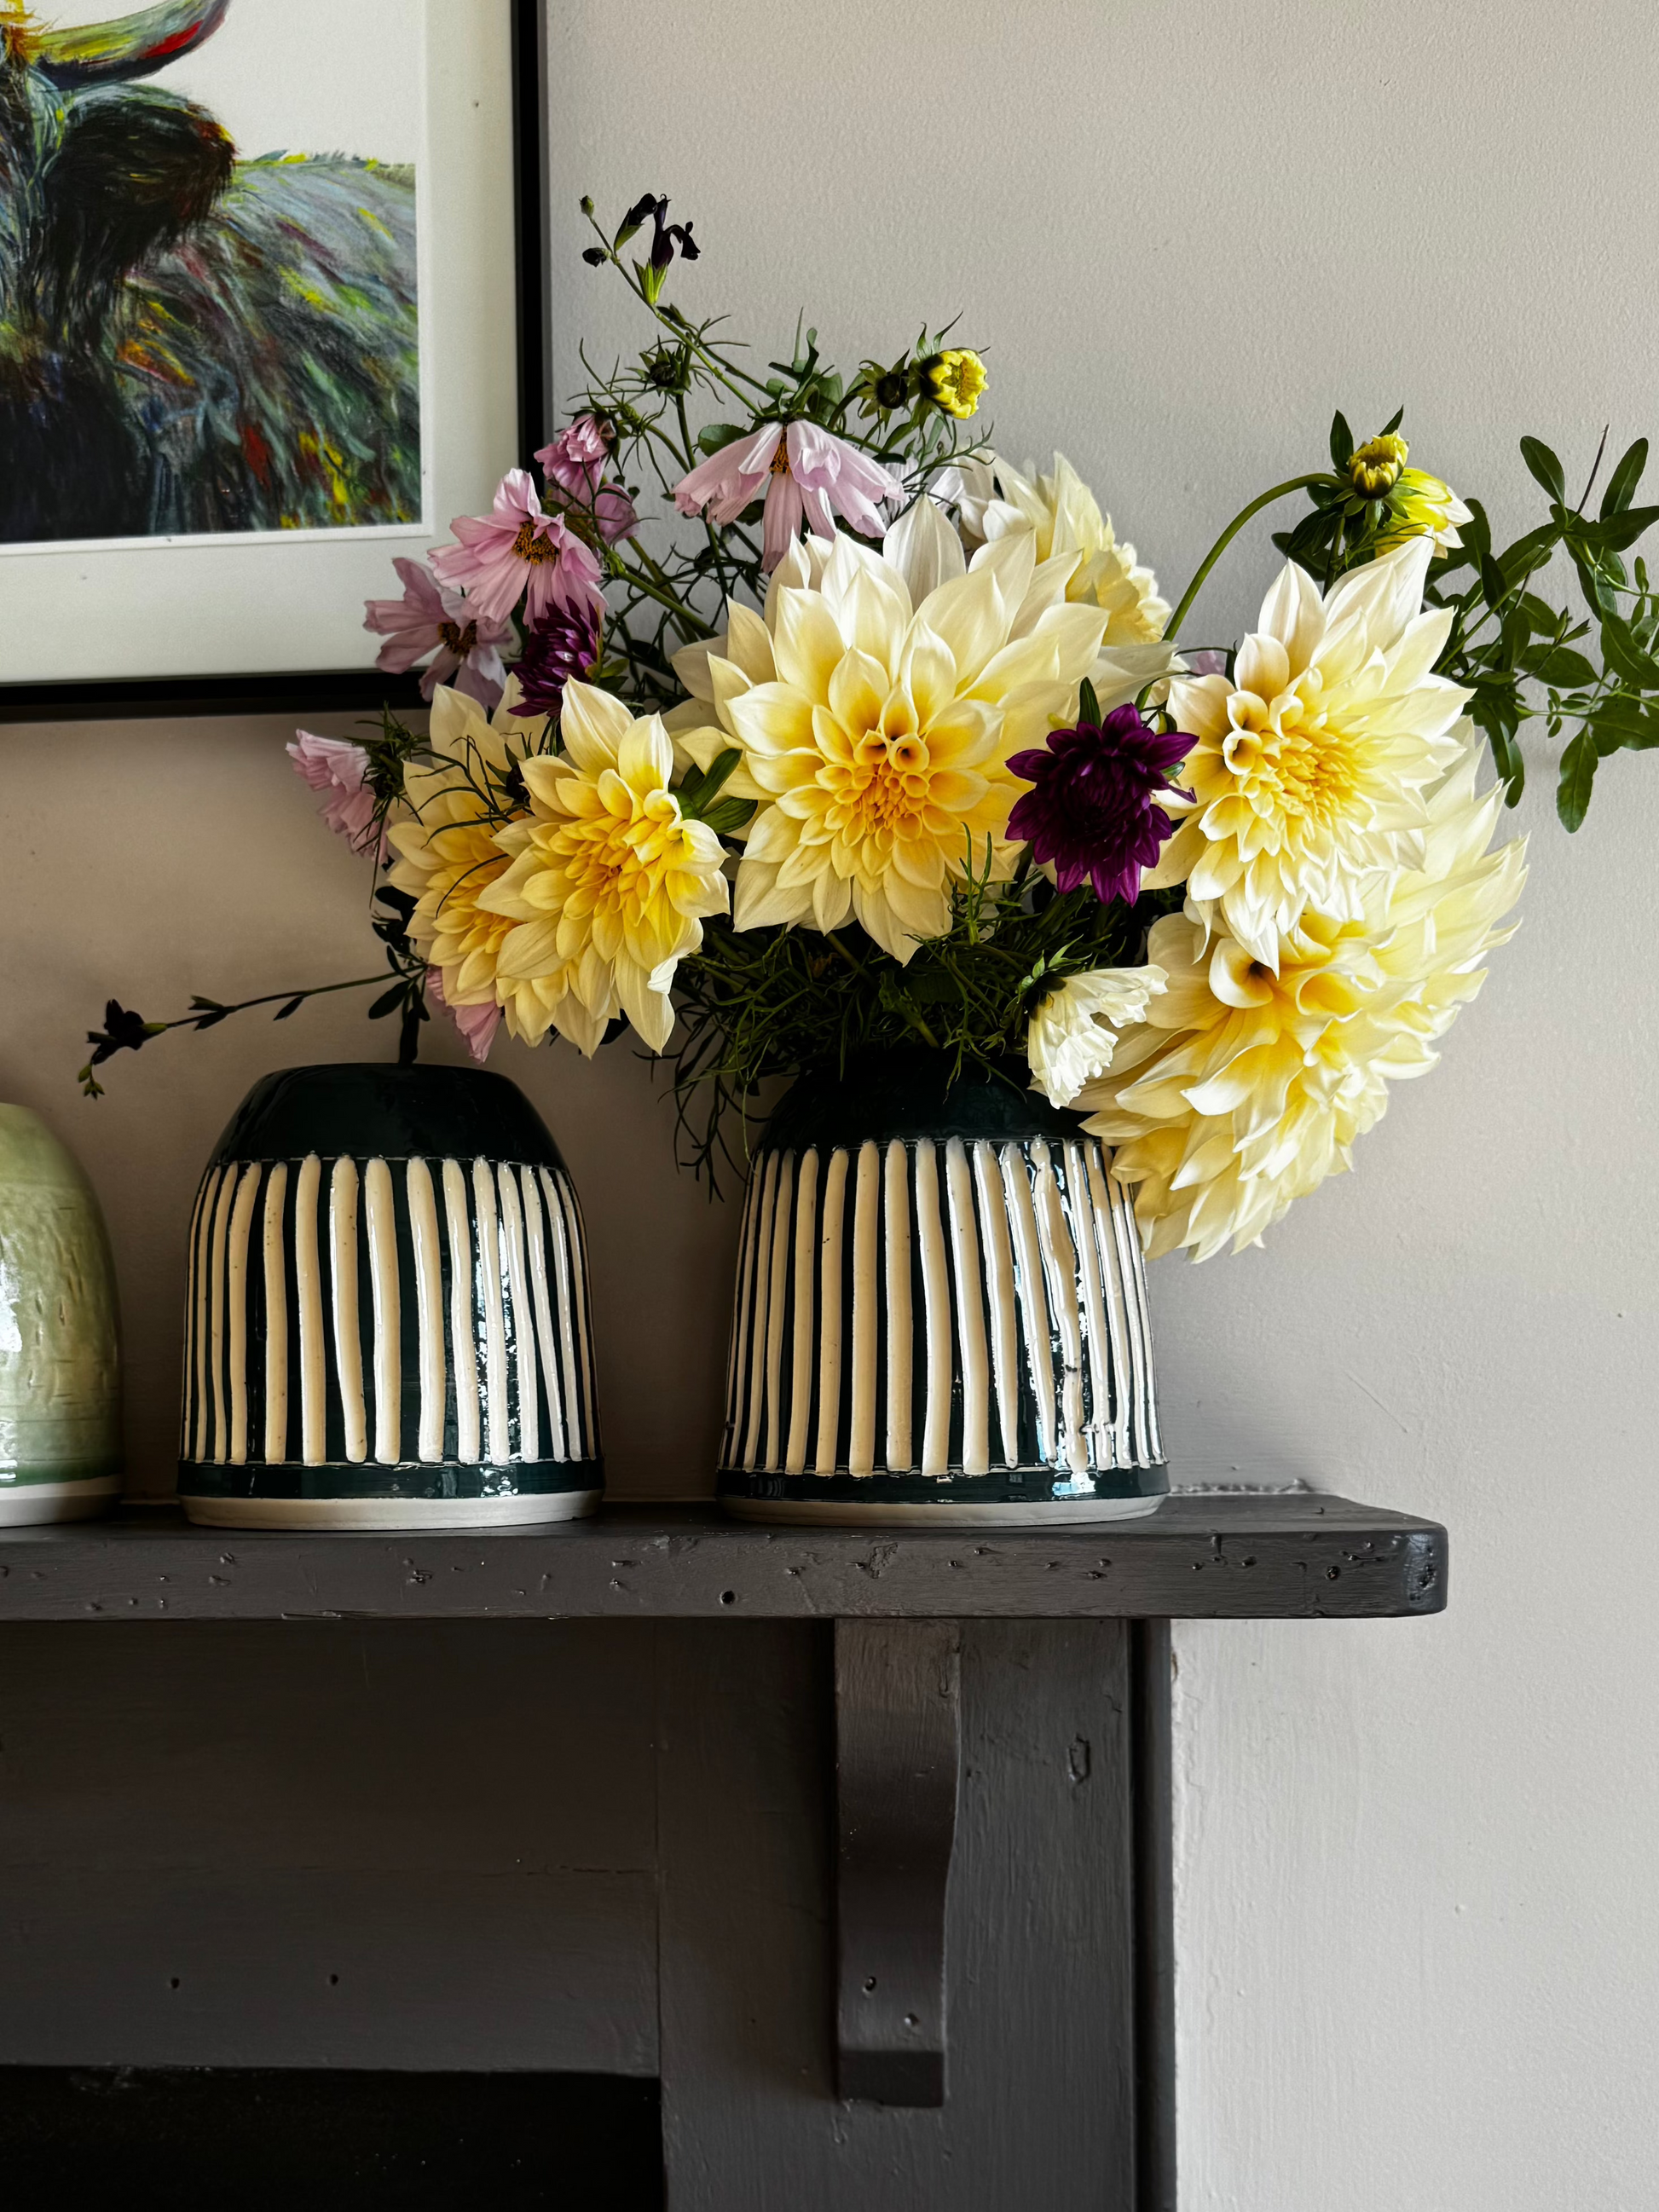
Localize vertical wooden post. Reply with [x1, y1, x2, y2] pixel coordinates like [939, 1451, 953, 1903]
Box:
[833, 1620, 962, 2106]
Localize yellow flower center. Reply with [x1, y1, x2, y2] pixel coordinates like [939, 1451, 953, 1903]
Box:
[535, 791, 698, 943]
[512, 517, 557, 563]
[1221, 684, 1362, 829]
[769, 441, 793, 476]
[825, 731, 936, 846]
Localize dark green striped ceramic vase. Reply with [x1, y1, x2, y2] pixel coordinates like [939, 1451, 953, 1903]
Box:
[717, 1050, 1169, 1525]
[176, 1065, 603, 1529]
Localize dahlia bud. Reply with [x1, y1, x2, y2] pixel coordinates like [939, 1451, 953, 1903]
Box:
[1349, 432, 1409, 497]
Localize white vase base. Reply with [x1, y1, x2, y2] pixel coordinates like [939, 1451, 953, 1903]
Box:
[0, 1477, 121, 1525]
[721, 1493, 1165, 1528]
[179, 1489, 603, 1531]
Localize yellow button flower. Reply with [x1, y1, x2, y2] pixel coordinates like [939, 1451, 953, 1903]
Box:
[920, 348, 987, 419]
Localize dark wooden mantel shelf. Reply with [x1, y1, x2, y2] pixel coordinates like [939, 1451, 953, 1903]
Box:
[0, 1491, 1442, 1624]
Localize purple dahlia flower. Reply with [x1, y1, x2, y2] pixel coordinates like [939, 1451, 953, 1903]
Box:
[1007, 704, 1192, 908]
[512, 601, 602, 719]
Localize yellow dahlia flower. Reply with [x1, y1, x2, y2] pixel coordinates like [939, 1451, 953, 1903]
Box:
[1147, 537, 1471, 967]
[1376, 468, 1473, 556]
[478, 681, 730, 1054]
[386, 679, 552, 1042]
[1079, 738, 1526, 1260]
[672, 529, 1107, 961]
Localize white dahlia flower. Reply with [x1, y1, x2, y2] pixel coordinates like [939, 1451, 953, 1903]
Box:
[1027, 966, 1168, 1109]
[1146, 537, 1472, 968]
[1078, 737, 1526, 1260]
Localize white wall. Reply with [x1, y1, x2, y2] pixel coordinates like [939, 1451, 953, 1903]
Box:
[540, 9, 1658, 2198]
[1, 1, 1654, 2203]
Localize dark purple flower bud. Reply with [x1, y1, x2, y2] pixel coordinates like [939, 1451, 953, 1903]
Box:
[581, 246, 607, 266]
[84, 999, 156, 1066]
[1007, 704, 1193, 909]
[512, 601, 602, 721]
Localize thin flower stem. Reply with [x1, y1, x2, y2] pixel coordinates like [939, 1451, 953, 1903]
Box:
[604, 547, 702, 640]
[1163, 475, 1330, 640]
[162, 974, 392, 1031]
[581, 218, 773, 405]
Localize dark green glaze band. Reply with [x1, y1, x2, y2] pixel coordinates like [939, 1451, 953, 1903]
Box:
[207, 1063, 569, 1170]
[179, 1459, 603, 1503]
[718, 1464, 1169, 1506]
[761, 1047, 1088, 1155]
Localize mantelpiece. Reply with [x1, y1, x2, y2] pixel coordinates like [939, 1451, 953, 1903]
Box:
[0, 1493, 1441, 1621]
[0, 1493, 1442, 2209]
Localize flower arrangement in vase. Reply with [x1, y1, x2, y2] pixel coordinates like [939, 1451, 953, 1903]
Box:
[86, 193, 1659, 1522]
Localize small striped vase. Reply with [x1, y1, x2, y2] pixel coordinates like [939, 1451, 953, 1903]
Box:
[718, 1053, 1168, 1525]
[176, 1065, 602, 1529]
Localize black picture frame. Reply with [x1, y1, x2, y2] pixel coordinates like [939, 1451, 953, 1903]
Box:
[0, 0, 549, 727]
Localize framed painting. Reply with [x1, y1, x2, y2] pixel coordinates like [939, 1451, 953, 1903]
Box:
[0, 0, 550, 717]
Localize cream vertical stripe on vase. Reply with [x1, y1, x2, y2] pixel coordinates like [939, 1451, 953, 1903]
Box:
[180, 1155, 599, 1482]
[718, 1131, 1165, 1506]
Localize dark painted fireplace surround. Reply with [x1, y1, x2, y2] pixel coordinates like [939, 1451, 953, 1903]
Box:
[0, 1495, 1442, 2209]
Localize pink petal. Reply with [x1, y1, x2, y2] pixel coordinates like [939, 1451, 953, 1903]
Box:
[428, 967, 501, 1064]
[286, 735, 385, 858]
[799, 480, 836, 539]
[762, 471, 805, 571]
[673, 426, 778, 520]
[492, 468, 541, 523]
[372, 630, 439, 675]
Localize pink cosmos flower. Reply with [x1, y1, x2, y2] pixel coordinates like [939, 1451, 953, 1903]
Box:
[535, 415, 637, 544]
[286, 733, 385, 860]
[673, 421, 905, 571]
[431, 469, 605, 627]
[363, 556, 513, 707]
[427, 966, 501, 1065]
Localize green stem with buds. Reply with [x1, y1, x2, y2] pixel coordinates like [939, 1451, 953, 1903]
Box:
[1164, 474, 1331, 642]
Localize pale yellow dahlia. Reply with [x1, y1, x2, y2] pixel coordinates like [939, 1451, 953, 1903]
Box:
[1078, 738, 1526, 1260]
[478, 681, 729, 1054]
[940, 451, 1175, 705]
[670, 529, 1107, 961]
[1147, 537, 1471, 967]
[386, 679, 553, 1043]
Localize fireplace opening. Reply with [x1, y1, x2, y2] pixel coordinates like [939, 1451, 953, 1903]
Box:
[0, 2066, 662, 2208]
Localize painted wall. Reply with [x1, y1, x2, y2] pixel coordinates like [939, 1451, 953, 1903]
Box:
[1, 0, 1654, 2203]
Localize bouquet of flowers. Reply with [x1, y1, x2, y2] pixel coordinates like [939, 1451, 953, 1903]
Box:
[84, 193, 1659, 1261]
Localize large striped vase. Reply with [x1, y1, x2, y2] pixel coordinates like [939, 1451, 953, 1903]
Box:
[718, 1053, 1167, 1524]
[177, 1065, 602, 1529]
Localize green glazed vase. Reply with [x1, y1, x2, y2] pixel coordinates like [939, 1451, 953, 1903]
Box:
[0, 1105, 122, 1523]
[176, 1064, 603, 1530]
[717, 1050, 1169, 1525]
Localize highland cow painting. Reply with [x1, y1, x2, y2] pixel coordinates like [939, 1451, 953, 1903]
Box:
[0, 0, 422, 544]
